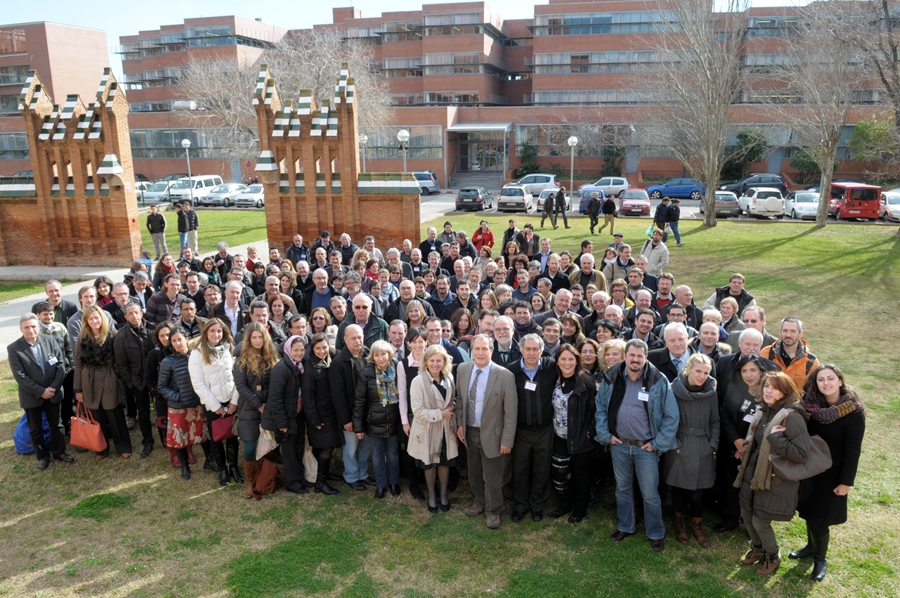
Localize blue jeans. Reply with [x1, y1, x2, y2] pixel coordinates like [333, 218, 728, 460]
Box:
[610, 442, 665, 540]
[341, 430, 371, 483]
[179, 232, 188, 249]
[369, 435, 400, 488]
[669, 222, 682, 244]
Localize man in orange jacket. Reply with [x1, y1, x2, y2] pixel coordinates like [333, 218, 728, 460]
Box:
[760, 317, 819, 390]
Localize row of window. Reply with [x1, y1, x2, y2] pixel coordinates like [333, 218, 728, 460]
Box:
[389, 92, 506, 106]
[0, 132, 28, 159]
[0, 65, 29, 85]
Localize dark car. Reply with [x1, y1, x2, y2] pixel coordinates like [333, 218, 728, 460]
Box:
[644, 178, 706, 200]
[158, 173, 189, 182]
[456, 187, 494, 211]
[719, 173, 789, 197]
[135, 173, 151, 183]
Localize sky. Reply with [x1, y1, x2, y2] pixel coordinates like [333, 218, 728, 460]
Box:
[5, 0, 807, 76]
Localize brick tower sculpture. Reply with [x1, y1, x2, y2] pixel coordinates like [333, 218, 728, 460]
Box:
[0, 68, 141, 267]
[252, 63, 420, 252]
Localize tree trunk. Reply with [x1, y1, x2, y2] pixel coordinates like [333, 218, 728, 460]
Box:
[815, 168, 834, 228]
[703, 176, 718, 227]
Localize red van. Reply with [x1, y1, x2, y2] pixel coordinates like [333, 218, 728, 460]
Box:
[827, 183, 881, 220]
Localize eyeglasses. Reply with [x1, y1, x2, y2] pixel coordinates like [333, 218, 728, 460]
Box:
[312, 316, 325, 321]
[743, 319, 760, 324]
[353, 305, 369, 310]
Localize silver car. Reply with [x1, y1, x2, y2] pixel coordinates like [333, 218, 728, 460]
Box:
[201, 183, 247, 207]
[699, 191, 742, 218]
[497, 185, 534, 213]
[577, 176, 629, 198]
[141, 181, 174, 204]
[234, 184, 265, 208]
[506, 173, 559, 196]
[785, 191, 820, 220]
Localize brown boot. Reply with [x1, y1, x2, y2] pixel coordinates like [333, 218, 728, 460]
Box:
[756, 552, 781, 576]
[243, 460, 259, 500]
[674, 512, 689, 545]
[691, 517, 711, 548]
[741, 547, 766, 566]
[167, 447, 181, 468]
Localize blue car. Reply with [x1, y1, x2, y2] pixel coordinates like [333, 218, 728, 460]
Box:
[579, 186, 606, 214]
[644, 178, 706, 200]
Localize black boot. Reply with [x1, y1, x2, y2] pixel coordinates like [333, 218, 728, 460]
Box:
[812, 530, 829, 582]
[201, 441, 218, 472]
[789, 528, 815, 559]
[226, 442, 244, 484]
[176, 448, 190, 480]
[212, 443, 229, 486]
[315, 475, 340, 495]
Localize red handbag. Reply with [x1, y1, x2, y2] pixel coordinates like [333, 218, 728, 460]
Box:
[70, 400, 108, 453]
[211, 415, 236, 442]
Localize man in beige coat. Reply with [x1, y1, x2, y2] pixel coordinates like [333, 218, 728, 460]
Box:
[456, 335, 518, 529]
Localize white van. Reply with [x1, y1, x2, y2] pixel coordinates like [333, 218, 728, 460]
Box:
[169, 175, 224, 204]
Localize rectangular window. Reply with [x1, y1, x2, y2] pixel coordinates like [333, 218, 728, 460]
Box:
[0, 65, 29, 84]
[0, 131, 28, 159]
[359, 124, 442, 159]
[0, 94, 19, 114]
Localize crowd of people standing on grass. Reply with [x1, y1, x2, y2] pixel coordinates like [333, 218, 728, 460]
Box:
[8, 217, 864, 581]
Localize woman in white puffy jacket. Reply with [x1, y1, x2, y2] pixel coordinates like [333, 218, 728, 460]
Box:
[189, 318, 242, 486]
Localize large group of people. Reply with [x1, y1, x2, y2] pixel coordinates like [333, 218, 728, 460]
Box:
[8, 217, 864, 581]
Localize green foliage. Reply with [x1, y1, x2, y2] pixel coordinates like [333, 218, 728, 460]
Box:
[850, 114, 898, 162]
[722, 130, 768, 180]
[600, 145, 625, 176]
[66, 493, 133, 522]
[515, 143, 542, 177]
[789, 150, 839, 185]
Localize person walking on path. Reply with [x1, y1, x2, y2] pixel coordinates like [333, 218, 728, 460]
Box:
[541, 190, 556, 229]
[668, 198, 684, 247]
[146, 204, 168, 259]
[555, 188, 570, 229]
[597, 194, 617, 236]
[587, 192, 603, 235]
[182, 202, 199, 253]
[654, 198, 670, 242]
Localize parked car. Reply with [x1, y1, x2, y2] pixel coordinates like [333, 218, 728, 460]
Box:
[12, 170, 32, 177]
[785, 191, 820, 220]
[619, 189, 651, 216]
[135, 181, 153, 202]
[234, 184, 265, 208]
[880, 191, 900, 222]
[141, 181, 175, 204]
[168, 175, 224, 204]
[201, 183, 247, 207]
[806, 178, 867, 192]
[505, 173, 559, 196]
[135, 173, 151, 183]
[699, 191, 741, 218]
[578, 186, 606, 214]
[497, 185, 534, 213]
[739, 187, 784, 218]
[456, 187, 494, 211]
[157, 173, 189, 182]
[827, 183, 882, 220]
[719, 173, 789, 197]
[577, 176, 629, 198]
[644, 178, 706, 200]
[413, 171, 440, 195]
[537, 189, 570, 212]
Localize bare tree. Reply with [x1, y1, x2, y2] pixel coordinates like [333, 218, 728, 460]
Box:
[765, 1, 863, 227]
[177, 28, 393, 159]
[554, 107, 619, 177]
[854, 0, 900, 136]
[641, 0, 756, 226]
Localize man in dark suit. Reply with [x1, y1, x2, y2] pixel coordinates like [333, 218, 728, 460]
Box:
[455, 335, 518, 530]
[104, 282, 138, 329]
[31, 280, 78, 324]
[648, 323, 714, 382]
[8, 313, 72, 469]
[128, 272, 154, 310]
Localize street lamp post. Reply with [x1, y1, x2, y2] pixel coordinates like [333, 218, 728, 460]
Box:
[359, 133, 368, 173]
[397, 129, 410, 173]
[567, 136, 578, 199]
[181, 138, 194, 205]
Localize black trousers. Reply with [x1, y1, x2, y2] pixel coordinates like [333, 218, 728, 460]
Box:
[282, 411, 307, 492]
[715, 447, 741, 524]
[123, 385, 137, 419]
[92, 404, 133, 455]
[24, 401, 65, 460]
[132, 386, 154, 448]
[511, 425, 553, 513]
[60, 371, 75, 434]
[552, 434, 594, 517]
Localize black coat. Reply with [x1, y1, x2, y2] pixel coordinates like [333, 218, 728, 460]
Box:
[560, 373, 597, 455]
[32, 299, 78, 324]
[144, 346, 170, 395]
[302, 356, 343, 448]
[262, 356, 302, 434]
[113, 323, 154, 390]
[158, 352, 201, 409]
[233, 364, 272, 441]
[7, 336, 66, 409]
[798, 408, 865, 526]
[353, 363, 401, 438]
[648, 348, 716, 383]
[507, 357, 557, 431]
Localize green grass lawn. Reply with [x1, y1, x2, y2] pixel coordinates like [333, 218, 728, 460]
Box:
[0, 217, 898, 597]
[138, 208, 268, 256]
[0, 281, 54, 304]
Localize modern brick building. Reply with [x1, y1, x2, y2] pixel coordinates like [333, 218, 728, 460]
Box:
[0, 3, 887, 187]
[0, 22, 109, 175]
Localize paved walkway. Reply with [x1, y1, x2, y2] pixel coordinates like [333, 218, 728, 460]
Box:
[0, 198, 453, 361]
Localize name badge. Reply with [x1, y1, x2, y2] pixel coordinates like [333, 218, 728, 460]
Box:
[256, 386, 262, 391]
[525, 381, 537, 391]
[743, 413, 754, 423]
[638, 392, 650, 402]
[740, 400, 752, 412]
[48, 357, 58, 366]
